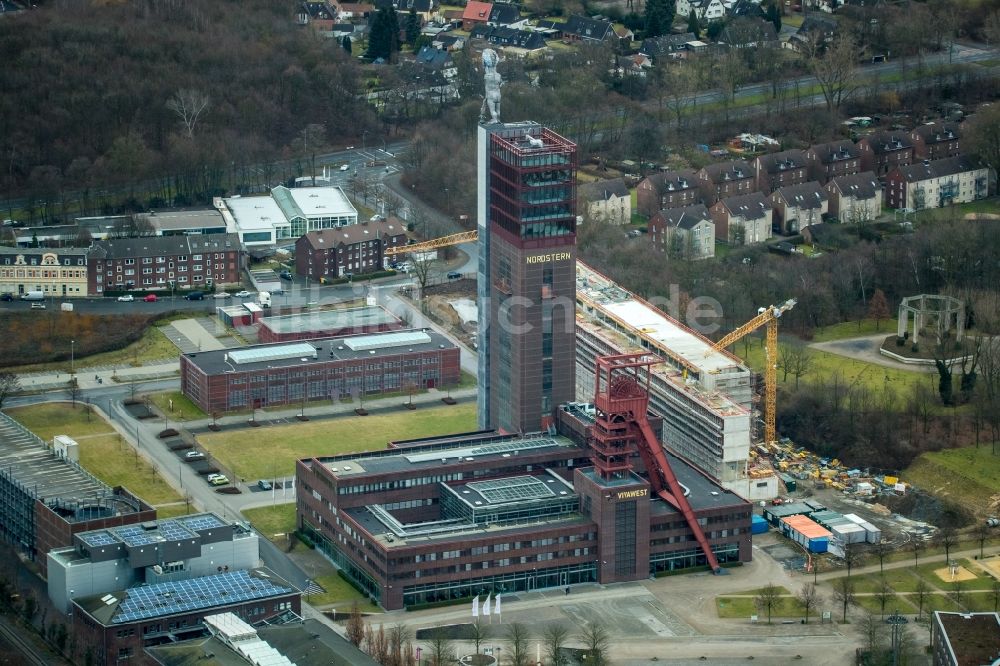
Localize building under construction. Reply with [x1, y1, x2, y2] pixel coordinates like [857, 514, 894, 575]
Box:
[575, 262, 778, 500]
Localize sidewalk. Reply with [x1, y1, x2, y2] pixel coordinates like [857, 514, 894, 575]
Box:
[15, 361, 180, 392]
[815, 544, 1000, 581]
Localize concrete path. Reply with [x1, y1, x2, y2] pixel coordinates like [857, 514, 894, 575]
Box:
[16, 361, 179, 392]
[809, 333, 936, 373]
[165, 318, 227, 352]
[815, 544, 1000, 581]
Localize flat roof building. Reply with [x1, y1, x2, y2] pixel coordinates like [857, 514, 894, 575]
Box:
[180, 330, 461, 413]
[574, 262, 777, 500]
[0, 413, 155, 576]
[931, 611, 1000, 666]
[71, 568, 300, 666]
[219, 186, 359, 247]
[146, 209, 228, 236]
[257, 305, 402, 344]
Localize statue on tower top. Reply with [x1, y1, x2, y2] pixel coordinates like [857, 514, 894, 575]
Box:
[481, 48, 502, 124]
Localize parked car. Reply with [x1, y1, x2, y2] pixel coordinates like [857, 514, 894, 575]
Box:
[279, 270, 293, 280]
[117, 295, 134, 302]
[212, 291, 231, 299]
[184, 291, 204, 301]
[30, 302, 45, 309]
[184, 451, 205, 460]
[340, 164, 350, 171]
[144, 294, 158, 302]
[257, 479, 273, 491]
[0, 293, 14, 302]
[206, 473, 229, 486]
[447, 271, 462, 280]
[235, 290, 254, 298]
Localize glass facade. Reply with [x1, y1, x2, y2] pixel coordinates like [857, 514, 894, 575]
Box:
[400, 563, 597, 607]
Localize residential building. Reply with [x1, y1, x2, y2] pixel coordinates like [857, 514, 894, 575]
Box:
[636, 170, 700, 216]
[640, 33, 696, 60]
[477, 122, 578, 434]
[754, 149, 809, 194]
[578, 178, 631, 225]
[47, 513, 259, 614]
[294, 217, 407, 280]
[687, 0, 726, 20]
[648, 204, 716, 259]
[296, 421, 753, 611]
[375, 0, 435, 21]
[770, 182, 828, 234]
[0, 413, 155, 577]
[180, 331, 460, 413]
[257, 305, 402, 344]
[488, 1, 520, 25]
[698, 160, 755, 205]
[470, 24, 548, 52]
[0, 247, 89, 298]
[806, 139, 862, 183]
[727, 0, 766, 18]
[87, 234, 243, 294]
[415, 45, 457, 77]
[71, 568, 299, 666]
[560, 15, 615, 41]
[801, 223, 842, 248]
[911, 123, 962, 160]
[219, 185, 359, 247]
[462, 0, 492, 30]
[930, 611, 1000, 666]
[297, 1, 336, 29]
[718, 17, 778, 48]
[788, 15, 837, 51]
[825, 172, 882, 223]
[885, 156, 989, 210]
[858, 130, 915, 176]
[710, 192, 773, 245]
[575, 263, 776, 500]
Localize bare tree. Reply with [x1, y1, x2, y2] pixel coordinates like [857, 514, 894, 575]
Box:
[0, 371, 21, 409]
[577, 622, 610, 666]
[470, 618, 491, 655]
[346, 600, 365, 647]
[833, 577, 856, 622]
[949, 580, 965, 609]
[914, 578, 929, 618]
[873, 541, 890, 574]
[990, 579, 1000, 612]
[805, 32, 862, 111]
[875, 576, 893, 618]
[387, 624, 411, 666]
[778, 341, 815, 388]
[797, 582, 819, 624]
[843, 542, 864, 578]
[859, 611, 887, 658]
[67, 377, 80, 407]
[976, 523, 990, 560]
[938, 527, 958, 564]
[409, 254, 438, 304]
[427, 633, 455, 666]
[542, 623, 570, 666]
[166, 89, 211, 139]
[504, 623, 532, 666]
[755, 583, 782, 624]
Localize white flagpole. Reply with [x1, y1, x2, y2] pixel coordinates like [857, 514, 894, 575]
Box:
[483, 593, 492, 624]
[495, 593, 501, 624]
[473, 595, 480, 618]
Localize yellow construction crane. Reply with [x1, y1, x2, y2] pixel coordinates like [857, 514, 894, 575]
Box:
[707, 299, 796, 445]
[384, 230, 478, 257]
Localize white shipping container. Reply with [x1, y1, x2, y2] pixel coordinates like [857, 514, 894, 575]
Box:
[830, 523, 867, 544]
[860, 521, 882, 544]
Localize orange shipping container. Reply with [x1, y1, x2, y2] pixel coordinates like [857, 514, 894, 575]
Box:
[781, 514, 832, 540]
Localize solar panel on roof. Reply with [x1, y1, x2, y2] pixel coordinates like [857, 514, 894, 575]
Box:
[80, 531, 117, 547]
[179, 514, 226, 531]
[403, 437, 559, 464]
[467, 476, 555, 504]
[344, 330, 432, 352]
[228, 343, 317, 365]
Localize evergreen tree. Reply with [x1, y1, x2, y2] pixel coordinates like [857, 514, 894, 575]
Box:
[405, 8, 421, 45]
[766, 3, 781, 32]
[367, 7, 400, 60]
[342, 35, 353, 54]
[687, 9, 700, 37]
[644, 0, 675, 38]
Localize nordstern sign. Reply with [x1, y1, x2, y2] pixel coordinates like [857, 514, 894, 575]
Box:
[526, 252, 572, 264]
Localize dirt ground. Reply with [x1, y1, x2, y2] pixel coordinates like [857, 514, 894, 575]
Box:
[933, 565, 978, 582]
[423, 280, 477, 349]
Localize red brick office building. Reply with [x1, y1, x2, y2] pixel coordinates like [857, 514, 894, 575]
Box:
[295, 218, 408, 281]
[179, 329, 461, 414]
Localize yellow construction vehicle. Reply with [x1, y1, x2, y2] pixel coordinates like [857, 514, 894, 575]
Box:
[706, 300, 796, 445]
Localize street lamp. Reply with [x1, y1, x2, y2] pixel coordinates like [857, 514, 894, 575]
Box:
[886, 611, 908, 666]
[70, 339, 75, 374]
[362, 130, 369, 153]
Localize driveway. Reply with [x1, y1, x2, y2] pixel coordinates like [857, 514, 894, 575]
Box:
[809, 334, 936, 373]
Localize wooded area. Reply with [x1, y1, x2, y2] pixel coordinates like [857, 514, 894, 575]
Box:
[0, 0, 378, 209]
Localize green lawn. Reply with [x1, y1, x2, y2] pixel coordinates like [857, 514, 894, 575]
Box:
[145, 391, 207, 422]
[243, 504, 297, 539]
[904, 447, 1000, 515]
[6, 404, 183, 508]
[810, 319, 899, 342]
[924, 593, 965, 613]
[308, 572, 374, 608]
[5, 403, 121, 439]
[912, 560, 998, 592]
[910, 197, 1000, 224]
[156, 502, 196, 519]
[716, 595, 804, 620]
[855, 593, 916, 615]
[199, 402, 477, 479]
[852, 569, 924, 594]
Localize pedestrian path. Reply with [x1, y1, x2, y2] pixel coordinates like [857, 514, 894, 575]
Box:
[15, 361, 180, 392]
[162, 318, 226, 353]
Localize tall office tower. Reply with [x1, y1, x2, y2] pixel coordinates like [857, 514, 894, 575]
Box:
[477, 121, 578, 434]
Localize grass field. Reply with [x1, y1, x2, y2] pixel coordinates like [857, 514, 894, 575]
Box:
[904, 447, 1000, 516]
[199, 402, 477, 479]
[715, 595, 805, 620]
[5, 403, 184, 508]
[1, 326, 176, 374]
[308, 572, 372, 608]
[810, 319, 899, 343]
[156, 502, 196, 519]
[910, 197, 1000, 224]
[855, 593, 916, 615]
[243, 504, 297, 539]
[146, 391, 207, 422]
[852, 569, 923, 594]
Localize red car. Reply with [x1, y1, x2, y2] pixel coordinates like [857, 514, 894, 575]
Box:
[143, 294, 158, 302]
